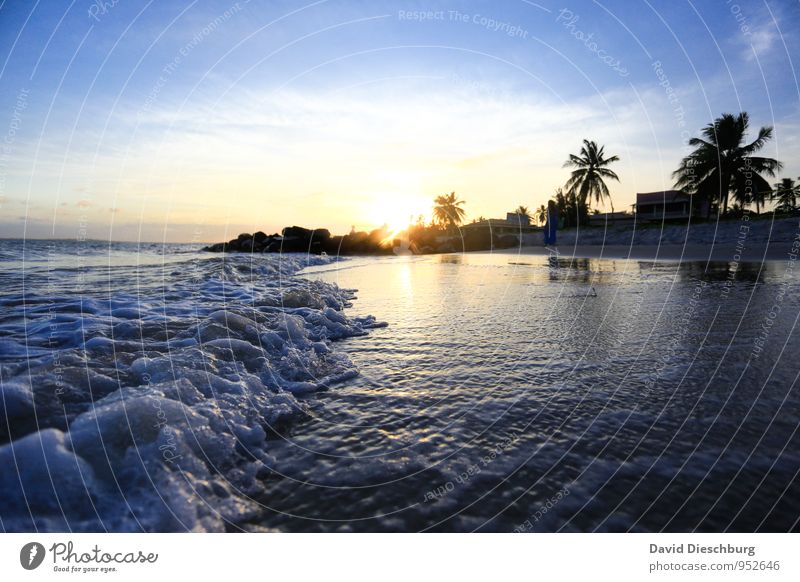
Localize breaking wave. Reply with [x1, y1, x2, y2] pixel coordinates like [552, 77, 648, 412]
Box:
[0, 244, 384, 532]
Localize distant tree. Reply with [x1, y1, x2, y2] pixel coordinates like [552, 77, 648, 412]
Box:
[563, 139, 620, 212]
[554, 187, 588, 228]
[727, 202, 746, 219]
[673, 112, 781, 216]
[433, 192, 466, 229]
[534, 204, 547, 226]
[751, 185, 771, 214]
[514, 205, 531, 219]
[773, 178, 798, 213]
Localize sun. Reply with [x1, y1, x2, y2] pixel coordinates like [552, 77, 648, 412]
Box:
[367, 192, 430, 233]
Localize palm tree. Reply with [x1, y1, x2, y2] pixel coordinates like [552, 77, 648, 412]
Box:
[563, 139, 621, 212]
[773, 178, 798, 213]
[514, 205, 531, 219]
[554, 187, 588, 228]
[534, 204, 547, 226]
[433, 192, 466, 229]
[673, 112, 781, 216]
[728, 202, 746, 219]
[751, 186, 771, 214]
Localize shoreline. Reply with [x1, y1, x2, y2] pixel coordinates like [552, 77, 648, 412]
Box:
[200, 216, 800, 259]
[467, 242, 797, 263]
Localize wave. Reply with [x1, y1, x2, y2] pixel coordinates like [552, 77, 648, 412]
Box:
[0, 252, 385, 531]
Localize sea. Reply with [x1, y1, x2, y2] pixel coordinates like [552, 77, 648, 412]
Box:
[1, 239, 799, 532]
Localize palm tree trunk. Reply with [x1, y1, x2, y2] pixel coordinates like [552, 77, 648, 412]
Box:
[721, 172, 730, 216]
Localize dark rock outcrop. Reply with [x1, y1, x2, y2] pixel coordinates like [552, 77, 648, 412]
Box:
[204, 226, 351, 255]
[280, 226, 332, 253]
[203, 224, 513, 255]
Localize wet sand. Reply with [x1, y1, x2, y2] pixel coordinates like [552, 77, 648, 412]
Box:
[510, 243, 796, 263]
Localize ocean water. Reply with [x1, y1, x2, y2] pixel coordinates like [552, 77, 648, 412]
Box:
[0, 240, 383, 532]
[1, 240, 799, 532]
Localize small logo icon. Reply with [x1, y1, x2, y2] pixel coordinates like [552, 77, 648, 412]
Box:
[20, 542, 45, 570]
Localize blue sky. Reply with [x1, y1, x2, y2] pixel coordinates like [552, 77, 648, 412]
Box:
[1, 0, 798, 241]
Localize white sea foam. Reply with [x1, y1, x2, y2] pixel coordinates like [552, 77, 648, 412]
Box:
[0, 250, 385, 531]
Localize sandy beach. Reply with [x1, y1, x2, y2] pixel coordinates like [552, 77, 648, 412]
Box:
[498, 215, 800, 263]
[511, 242, 796, 262]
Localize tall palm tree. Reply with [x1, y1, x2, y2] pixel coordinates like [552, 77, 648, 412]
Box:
[673, 112, 781, 216]
[773, 177, 799, 213]
[534, 204, 547, 226]
[433, 192, 466, 229]
[563, 139, 620, 212]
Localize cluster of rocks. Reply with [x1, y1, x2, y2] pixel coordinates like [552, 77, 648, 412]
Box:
[203, 226, 394, 255]
[204, 231, 280, 253]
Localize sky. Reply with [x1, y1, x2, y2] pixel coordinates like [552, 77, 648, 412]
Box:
[0, 0, 798, 242]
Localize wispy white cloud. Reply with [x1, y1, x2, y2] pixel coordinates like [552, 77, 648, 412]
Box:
[732, 4, 783, 63]
[9, 67, 794, 239]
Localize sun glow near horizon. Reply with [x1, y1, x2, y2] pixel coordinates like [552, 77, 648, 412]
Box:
[2, 1, 798, 243]
[365, 191, 433, 233]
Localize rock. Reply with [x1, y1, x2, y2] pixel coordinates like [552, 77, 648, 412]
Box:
[280, 238, 307, 253]
[204, 225, 392, 255]
[279, 227, 333, 253]
[324, 236, 344, 255]
[282, 226, 312, 239]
